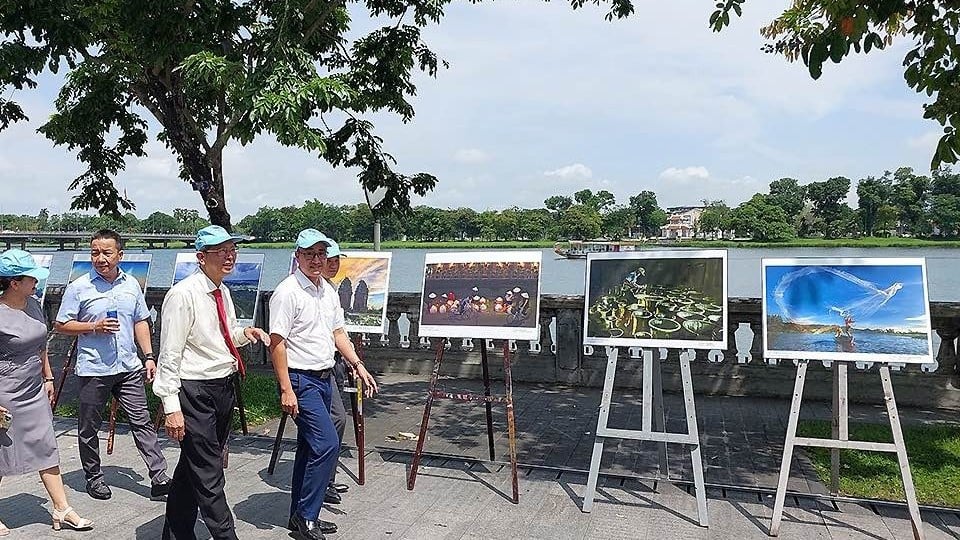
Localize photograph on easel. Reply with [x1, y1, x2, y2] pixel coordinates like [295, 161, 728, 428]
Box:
[173, 252, 265, 325]
[30, 253, 54, 306]
[69, 253, 152, 291]
[762, 257, 933, 363]
[583, 249, 728, 349]
[328, 252, 392, 334]
[288, 251, 392, 334]
[417, 251, 541, 340]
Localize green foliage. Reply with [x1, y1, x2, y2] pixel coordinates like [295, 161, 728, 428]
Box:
[929, 167, 960, 236]
[856, 175, 893, 236]
[559, 204, 602, 240]
[889, 167, 932, 236]
[768, 178, 807, 224]
[798, 420, 960, 507]
[629, 190, 667, 238]
[724, 194, 796, 241]
[544, 195, 574, 215]
[573, 189, 616, 213]
[712, 1, 960, 169]
[805, 176, 852, 238]
[696, 200, 730, 238]
[601, 206, 634, 239]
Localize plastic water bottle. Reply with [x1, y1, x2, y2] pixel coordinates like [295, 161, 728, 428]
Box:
[106, 296, 119, 353]
[106, 296, 118, 321]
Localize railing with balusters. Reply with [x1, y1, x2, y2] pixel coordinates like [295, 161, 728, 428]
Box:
[39, 287, 960, 410]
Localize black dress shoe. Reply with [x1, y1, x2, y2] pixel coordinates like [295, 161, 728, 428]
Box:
[331, 482, 349, 493]
[323, 486, 341, 504]
[86, 480, 112, 500]
[287, 514, 327, 540]
[151, 479, 171, 498]
[287, 515, 337, 535]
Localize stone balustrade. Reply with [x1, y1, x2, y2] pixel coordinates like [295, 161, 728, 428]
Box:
[40, 287, 960, 410]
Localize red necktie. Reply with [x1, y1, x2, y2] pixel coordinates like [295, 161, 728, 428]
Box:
[212, 288, 246, 379]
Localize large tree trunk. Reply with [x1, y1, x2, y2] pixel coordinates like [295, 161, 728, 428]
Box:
[206, 156, 233, 230]
[138, 74, 234, 230]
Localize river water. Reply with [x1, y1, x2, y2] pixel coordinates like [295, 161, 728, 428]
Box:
[37, 247, 960, 301]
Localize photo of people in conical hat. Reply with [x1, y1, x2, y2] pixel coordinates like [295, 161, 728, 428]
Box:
[419, 251, 541, 340]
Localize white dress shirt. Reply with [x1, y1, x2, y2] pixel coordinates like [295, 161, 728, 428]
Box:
[153, 271, 251, 413]
[269, 269, 344, 371]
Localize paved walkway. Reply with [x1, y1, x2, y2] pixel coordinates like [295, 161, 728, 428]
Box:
[4, 372, 959, 538]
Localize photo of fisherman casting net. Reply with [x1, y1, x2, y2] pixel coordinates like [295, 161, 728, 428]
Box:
[763, 258, 932, 362]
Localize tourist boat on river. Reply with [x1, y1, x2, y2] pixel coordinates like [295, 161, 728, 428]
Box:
[553, 239, 644, 259]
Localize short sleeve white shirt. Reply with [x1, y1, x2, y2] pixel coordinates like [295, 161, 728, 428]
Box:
[269, 269, 345, 370]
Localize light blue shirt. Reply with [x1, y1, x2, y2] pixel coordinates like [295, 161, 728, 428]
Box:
[56, 268, 151, 377]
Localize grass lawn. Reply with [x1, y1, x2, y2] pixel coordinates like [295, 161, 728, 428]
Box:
[55, 372, 282, 431]
[797, 420, 960, 507]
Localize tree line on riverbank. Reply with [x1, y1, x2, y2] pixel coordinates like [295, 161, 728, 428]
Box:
[3, 166, 958, 244]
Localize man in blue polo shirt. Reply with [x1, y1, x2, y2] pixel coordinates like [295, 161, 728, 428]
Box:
[55, 229, 170, 500]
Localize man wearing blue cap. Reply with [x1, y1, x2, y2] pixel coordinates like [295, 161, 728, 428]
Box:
[54, 229, 170, 501]
[153, 225, 270, 540]
[269, 229, 378, 540]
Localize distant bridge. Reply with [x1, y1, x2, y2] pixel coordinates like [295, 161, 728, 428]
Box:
[0, 231, 195, 250]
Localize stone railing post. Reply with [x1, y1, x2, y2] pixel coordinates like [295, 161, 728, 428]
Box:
[385, 311, 402, 348]
[555, 308, 583, 371]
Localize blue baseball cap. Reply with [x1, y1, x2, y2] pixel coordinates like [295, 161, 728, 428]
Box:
[296, 229, 332, 249]
[326, 239, 347, 258]
[195, 225, 250, 251]
[0, 249, 50, 280]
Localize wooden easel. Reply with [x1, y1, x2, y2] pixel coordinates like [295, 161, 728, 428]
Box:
[406, 338, 520, 504]
[582, 347, 709, 527]
[267, 334, 366, 482]
[769, 359, 924, 539]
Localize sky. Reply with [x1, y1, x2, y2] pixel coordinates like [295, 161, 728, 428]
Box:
[764, 264, 928, 330]
[0, 2, 942, 220]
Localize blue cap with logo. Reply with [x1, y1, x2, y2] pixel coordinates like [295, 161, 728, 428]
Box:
[195, 225, 250, 251]
[296, 229, 333, 249]
[0, 249, 50, 280]
[326, 239, 347, 258]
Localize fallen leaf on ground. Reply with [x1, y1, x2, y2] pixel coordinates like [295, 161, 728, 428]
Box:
[385, 432, 419, 442]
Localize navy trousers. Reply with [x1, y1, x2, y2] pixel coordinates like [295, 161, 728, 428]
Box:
[289, 369, 339, 521]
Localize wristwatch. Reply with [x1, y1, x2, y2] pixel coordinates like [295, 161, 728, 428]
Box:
[144, 353, 156, 361]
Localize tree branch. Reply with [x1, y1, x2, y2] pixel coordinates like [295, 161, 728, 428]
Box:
[304, 0, 343, 44]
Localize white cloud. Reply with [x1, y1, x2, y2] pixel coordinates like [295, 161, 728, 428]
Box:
[659, 166, 710, 183]
[544, 163, 593, 181]
[907, 131, 941, 152]
[134, 155, 176, 178]
[0, 3, 939, 219]
[453, 148, 490, 164]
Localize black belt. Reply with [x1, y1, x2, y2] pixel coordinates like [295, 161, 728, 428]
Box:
[288, 367, 333, 377]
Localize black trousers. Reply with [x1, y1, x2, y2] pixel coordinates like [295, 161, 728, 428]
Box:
[162, 376, 237, 540]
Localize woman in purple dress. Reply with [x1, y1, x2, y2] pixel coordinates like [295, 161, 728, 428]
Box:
[0, 249, 93, 534]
